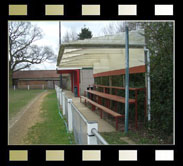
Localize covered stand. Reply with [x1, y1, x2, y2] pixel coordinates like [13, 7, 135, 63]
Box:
[57, 29, 146, 97]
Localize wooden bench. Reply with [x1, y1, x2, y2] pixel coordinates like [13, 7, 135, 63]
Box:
[80, 96, 124, 131]
[93, 84, 145, 92]
[90, 86, 147, 129]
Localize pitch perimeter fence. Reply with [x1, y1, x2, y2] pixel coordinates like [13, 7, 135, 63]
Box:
[55, 85, 108, 145]
[12, 84, 47, 90]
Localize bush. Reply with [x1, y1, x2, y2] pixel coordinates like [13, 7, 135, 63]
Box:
[144, 22, 173, 135]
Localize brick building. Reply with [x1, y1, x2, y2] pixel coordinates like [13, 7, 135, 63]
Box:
[12, 70, 68, 89]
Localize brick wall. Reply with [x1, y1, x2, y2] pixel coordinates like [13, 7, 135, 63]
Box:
[18, 80, 46, 85]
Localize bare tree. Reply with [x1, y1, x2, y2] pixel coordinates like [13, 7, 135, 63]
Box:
[101, 21, 143, 35]
[62, 31, 70, 43]
[62, 29, 78, 43]
[70, 30, 78, 41]
[102, 23, 118, 35]
[9, 21, 55, 85]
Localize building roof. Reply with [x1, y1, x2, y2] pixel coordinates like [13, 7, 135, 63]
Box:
[57, 29, 146, 75]
[62, 29, 145, 48]
[13, 70, 61, 79]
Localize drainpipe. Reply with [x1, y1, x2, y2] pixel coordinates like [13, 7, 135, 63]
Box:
[76, 69, 80, 97]
[144, 48, 151, 121]
[73, 72, 75, 92]
[124, 26, 129, 133]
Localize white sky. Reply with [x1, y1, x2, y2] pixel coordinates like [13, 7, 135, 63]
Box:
[30, 21, 122, 70]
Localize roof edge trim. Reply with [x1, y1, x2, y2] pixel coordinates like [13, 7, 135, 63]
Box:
[61, 43, 145, 49]
[57, 45, 65, 66]
[56, 67, 82, 70]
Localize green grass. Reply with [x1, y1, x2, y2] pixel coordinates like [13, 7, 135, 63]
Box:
[125, 130, 159, 144]
[100, 132, 128, 144]
[9, 89, 44, 119]
[24, 90, 72, 145]
[101, 128, 168, 144]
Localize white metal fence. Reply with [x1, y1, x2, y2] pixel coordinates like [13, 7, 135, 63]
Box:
[55, 85, 108, 145]
[65, 96, 68, 122]
[71, 103, 88, 144]
[13, 84, 46, 90]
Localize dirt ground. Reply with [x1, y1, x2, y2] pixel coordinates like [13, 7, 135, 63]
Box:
[8, 90, 49, 145]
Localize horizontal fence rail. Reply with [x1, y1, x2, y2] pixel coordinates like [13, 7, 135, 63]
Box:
[13, 84, 55, 90]
[55, 85, 108, 145]
[91, 128, 109, 145]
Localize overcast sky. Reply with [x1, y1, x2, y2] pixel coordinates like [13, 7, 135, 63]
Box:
[30, 21, 121, 70]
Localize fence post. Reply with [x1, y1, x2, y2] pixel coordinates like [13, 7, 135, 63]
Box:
[87, 122, 98, 145]
[56, 86, 59, 101]
[67, 98, 73, 132]
[59, 88, 62, 106]
[58, 88, 60, 102]
[62, 92, 65, 115]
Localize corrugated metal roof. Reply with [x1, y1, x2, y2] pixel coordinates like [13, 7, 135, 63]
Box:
[57, 29, 146, 74]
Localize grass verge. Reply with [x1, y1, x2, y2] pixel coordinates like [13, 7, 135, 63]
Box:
[100, 127, 172, 145]
[24, 90, 73, 145]
[9, 89, 43, 119]
[100, 132, 129, 144]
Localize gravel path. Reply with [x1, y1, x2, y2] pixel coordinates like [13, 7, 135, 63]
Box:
[8, 90, 49, 145]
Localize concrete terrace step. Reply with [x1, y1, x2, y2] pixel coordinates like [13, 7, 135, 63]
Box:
[64, 90, 115, 132]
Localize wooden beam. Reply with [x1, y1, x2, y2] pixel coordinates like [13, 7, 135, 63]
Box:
[93, 65, 146, 77]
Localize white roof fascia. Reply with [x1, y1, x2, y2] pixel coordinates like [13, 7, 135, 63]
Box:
[56, 67, 83, 70]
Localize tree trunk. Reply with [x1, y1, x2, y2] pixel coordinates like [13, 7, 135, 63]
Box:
[9, 64, 13, 88]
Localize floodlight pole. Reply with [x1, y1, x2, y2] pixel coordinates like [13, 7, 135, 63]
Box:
[59, 21, 61, 46]
[59, 21, 63, 88]
[144, 48, 151, 121]
[124, 26, 129, 133]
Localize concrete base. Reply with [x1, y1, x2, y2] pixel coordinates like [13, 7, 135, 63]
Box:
[64, 90, 115, 132]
